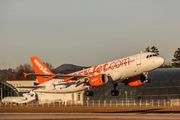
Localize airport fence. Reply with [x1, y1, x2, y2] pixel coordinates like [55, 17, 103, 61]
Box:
[0, 99, 180, 107]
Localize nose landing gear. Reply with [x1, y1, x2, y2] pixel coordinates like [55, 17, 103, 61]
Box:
[110, 83, 119, 96]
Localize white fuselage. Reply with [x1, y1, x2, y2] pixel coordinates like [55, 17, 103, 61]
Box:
[33, 52, 164, 93]
[1, 91, 36, 104]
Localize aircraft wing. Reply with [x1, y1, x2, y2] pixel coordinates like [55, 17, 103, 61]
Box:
[24, 73, 89, 78]
[24, 73, 90, 83]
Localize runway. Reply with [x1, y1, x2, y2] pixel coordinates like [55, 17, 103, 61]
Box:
[0, 113, 180, 119]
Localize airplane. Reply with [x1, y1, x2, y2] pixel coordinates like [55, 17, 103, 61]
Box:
[1, 91, 36, 105]
[20, 52, 164, 96]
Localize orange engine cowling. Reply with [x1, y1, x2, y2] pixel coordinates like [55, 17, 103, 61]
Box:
[89, 74, 108, 87]
[126, 74, 147, 87]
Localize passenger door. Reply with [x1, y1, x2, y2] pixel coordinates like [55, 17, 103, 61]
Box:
[136, 54, 141, 65]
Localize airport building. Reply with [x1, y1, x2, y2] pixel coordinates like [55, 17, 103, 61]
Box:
[1, 80, 83, 105]
[0, 68, 180, 105]
[0, 81, 19, 100]
[86, 68, 180, 103]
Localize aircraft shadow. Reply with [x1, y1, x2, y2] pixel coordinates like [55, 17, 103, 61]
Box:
[120, 108, 161, 114]
[101, 108, 180, 114]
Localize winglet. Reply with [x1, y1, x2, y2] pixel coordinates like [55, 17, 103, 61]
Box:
[23, 72, 28, 78]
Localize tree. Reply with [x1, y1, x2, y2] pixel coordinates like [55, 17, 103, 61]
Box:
[172, 48, 180, 67]
[160, 61, 172, 68]
[43, 62, 55, 72]
[0, 69, 14, 80]
[13, 64, 35, 80]
[13, 62, 55, 80]
[145, 46, 159, 55]
[150, 46, 159, 55]
[145, 46, 150, 52]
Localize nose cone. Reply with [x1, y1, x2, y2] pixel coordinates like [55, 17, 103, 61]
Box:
[158, 57, 165, 66]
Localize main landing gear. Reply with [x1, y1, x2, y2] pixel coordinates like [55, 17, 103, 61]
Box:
[85, 90, 94, 96]
[111, 83, 119, 96]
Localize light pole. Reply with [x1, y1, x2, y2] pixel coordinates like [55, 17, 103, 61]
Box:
[125, 91, 127, 106]
[0, 88, 3, 101]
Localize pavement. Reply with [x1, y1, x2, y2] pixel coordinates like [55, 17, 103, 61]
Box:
[0, 113, 180, 119]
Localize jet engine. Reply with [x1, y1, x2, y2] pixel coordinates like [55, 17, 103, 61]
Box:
[89, 74, 108, 87]
[125, 74, 150, 87]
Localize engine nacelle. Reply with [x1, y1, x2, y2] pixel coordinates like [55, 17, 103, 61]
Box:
[126, 74, 148, 87]
[89, 74, 108, 87]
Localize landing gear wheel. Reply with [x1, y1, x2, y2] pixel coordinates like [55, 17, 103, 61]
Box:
[85, 90, 93, 96]
[91, 91, 94, 96]
[111, 90, 119, 96]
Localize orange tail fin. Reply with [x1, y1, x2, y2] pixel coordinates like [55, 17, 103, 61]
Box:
[30, 56, 53, 84]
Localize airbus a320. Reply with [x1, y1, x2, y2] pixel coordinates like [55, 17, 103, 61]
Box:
[21, 52, 164, 96]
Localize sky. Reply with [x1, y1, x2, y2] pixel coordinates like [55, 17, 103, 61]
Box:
[0, 0, 180, 69]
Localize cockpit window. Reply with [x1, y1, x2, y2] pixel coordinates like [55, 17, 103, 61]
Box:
[146, 54, 158, 58]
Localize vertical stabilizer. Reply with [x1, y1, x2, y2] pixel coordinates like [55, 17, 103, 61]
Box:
[30, 56, 53, 84]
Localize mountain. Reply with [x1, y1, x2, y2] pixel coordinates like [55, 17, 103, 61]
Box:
[55, 64, 90, 71]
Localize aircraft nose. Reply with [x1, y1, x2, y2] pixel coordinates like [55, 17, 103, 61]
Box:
[158, 57, 165, 66]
